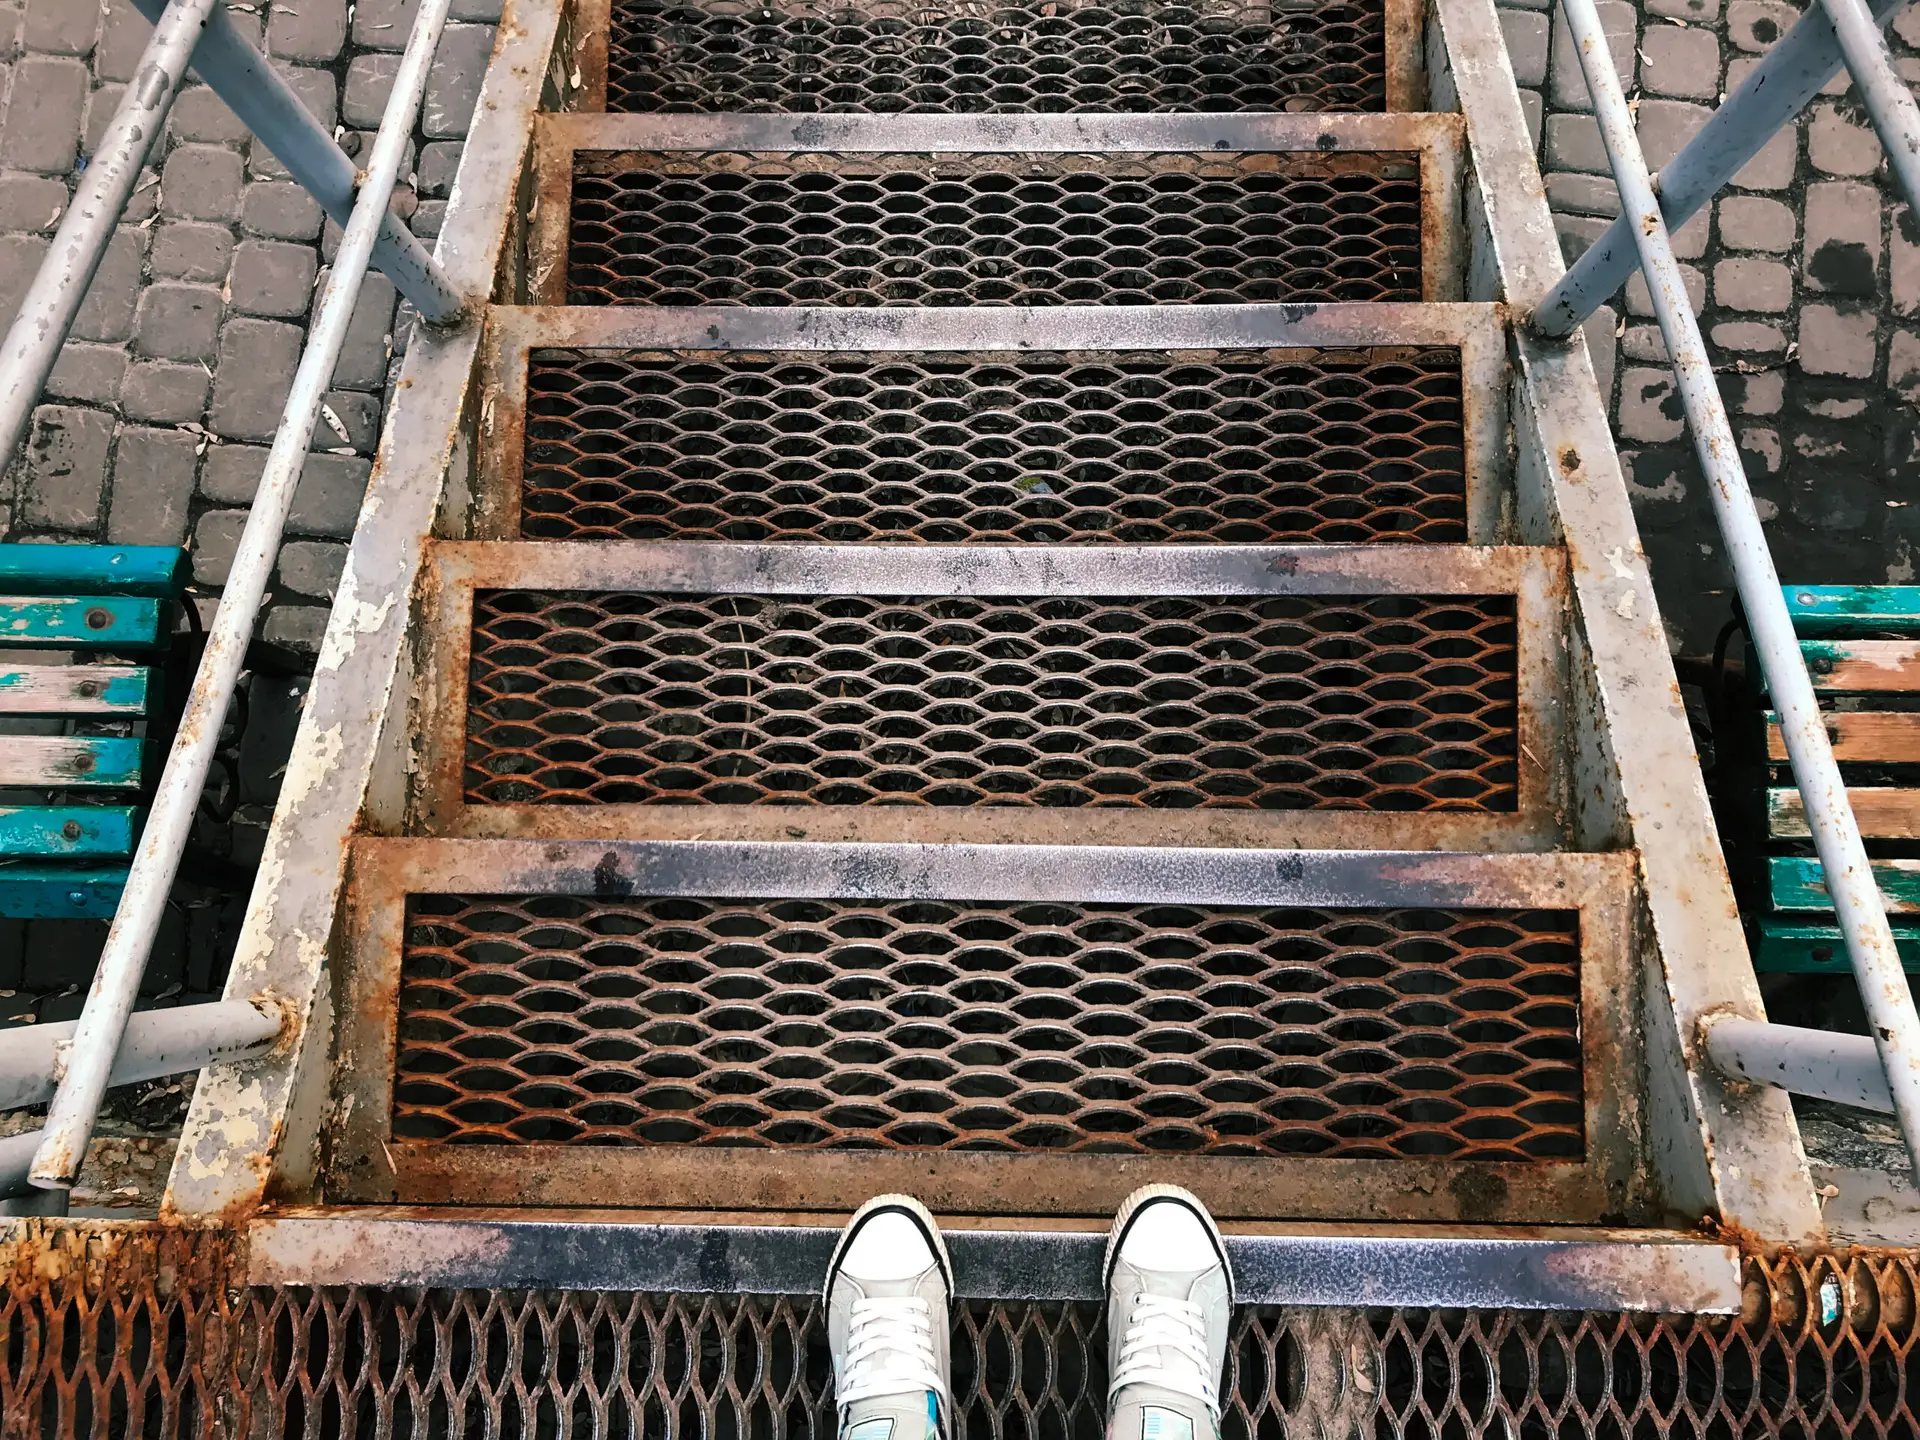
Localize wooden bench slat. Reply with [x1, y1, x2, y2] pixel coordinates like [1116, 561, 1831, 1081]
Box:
[1799, 640, 1920, 692]
[0, 665, 150, 715]
[0, 736, 147, 789]
[0, 546, 185, 598]
[0, 596, 165, 649]
[0, 806, 138, 857]
[1753, 918, 1920, 974]
[1766, 710, 1920, 762]
[1785, 585, 1920, 637]
[0, 863, 127, 919]
[1767, 786, 1920, 839]
[1768, 855, 1920, 913]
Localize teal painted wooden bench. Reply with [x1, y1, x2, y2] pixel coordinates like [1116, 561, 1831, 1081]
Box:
[0, 545, 188, 920]
[1736, 585, 1920, 973]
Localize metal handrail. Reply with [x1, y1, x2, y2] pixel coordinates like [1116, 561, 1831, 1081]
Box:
[0, 0, 467, 1200]
[1548, 0, 1920, 1170]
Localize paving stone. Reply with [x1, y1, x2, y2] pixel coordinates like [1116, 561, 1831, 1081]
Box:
[1718, 195, 1795, 253]
[1891, 329, 1920, 402]
[1738, 426, 1782, 476]
[96, 0, 150, 82]
[352, 0, 420, 50]
[1803, 180, 1881, 297]
[453, 0, 503, 17]
[1554, 212, 1612, 266]
[1713, 257, 1792, 312]
[1549, 0, 1635, 110]
[107, 429, 199, 547]
[263, 604, 332, 652]
[168, 86, 248, 145]
[1545, 171, 1619, 216]
[134, 282, 223, 362]
[287, 452, 372, 536]
[1728, 0, 1797, 51]
[1625, 263, 1706, 317]
[0, 56, 89, 174]
[418, 139, 462, 197]
[199, 444, 269, 505]
[23, 0, 98, 57]
[411, 199, 447, 238]
[121, 360, 211, 424]
[1730, 119, 1797, 190]
[1544, 112, 1608, 173]
[191, 509, 249, 586]
[1639, 25, 1720, 100]
[0, 171, 66, 231]
[268, 0, 348, 61]
[1726, 368, 1784, 414]
[45, 342, 125, 405]
[1710, 320, 1787, 352]
[1646, 0, 1718, 19]
[277, 539, 348, 599]
[82, 82, 127, 156]
[423, 23, 494, 138]
[1898, 1, 1920, 46]
[1518, 87, 1543, 150]
[1620, 367, 1687, 443]
[1500, 8, 1549, 87]
[71, 226, 143, 344]
[1671, 206, 1711, 260]
[209, 318, 303, 442]
[342, 52, 402, 129]
[1809, 101, 1882, 177]
[18, 405, 112, 532]
[0, 233, 49, 335]
[241, 179, 324, 241]
[1635, 99, 1713, 169]
[1799, 303, 1877, 377]
[316, 389, 382, 453]
[1581, 302, 1617, 404]
[160, 143, 244, 222]
[229, 238, 318, 319]
[150, 221, 234, 282]
[248, 64, 336, 179]
[326, 271, 396, 390]
[1624, 324, 1668, 361]
[1896, 205, 1920, 316]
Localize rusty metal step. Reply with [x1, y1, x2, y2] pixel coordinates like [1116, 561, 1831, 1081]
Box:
[529, 113, 1464, 307]
[328, 839, 1643, 1224]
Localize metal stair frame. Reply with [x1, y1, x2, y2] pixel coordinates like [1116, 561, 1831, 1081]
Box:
[159, 0, 1828, 1255]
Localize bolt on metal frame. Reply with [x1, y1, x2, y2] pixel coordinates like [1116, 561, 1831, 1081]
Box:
[1547, 0, 1920, 1169]
[16, 0, 468, 1199]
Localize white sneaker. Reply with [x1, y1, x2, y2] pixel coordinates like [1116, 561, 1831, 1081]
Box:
[825, 1194, 954, 1440]
[1103, 1184, 1234, 1440]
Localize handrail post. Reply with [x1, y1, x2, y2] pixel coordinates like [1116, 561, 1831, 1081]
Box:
[1556, 0, 1920, 1173]
[0, 0, 221, 473]
[26, 0, 462, 1195]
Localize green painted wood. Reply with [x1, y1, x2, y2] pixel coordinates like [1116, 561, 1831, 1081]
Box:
[0, 596, 165, 649]
[0, 546, 185, 598]
[0, 864, 127, 919]
[0, 807, 138, 857]
[0, 666, 149, 715]
[0, 736, 147, 788]
[1785, 585, 1920, 637]
[1753, 919, 1920, 974]
[1769, 855, 1920, 913]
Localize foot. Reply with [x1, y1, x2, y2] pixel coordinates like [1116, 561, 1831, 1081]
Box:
[1103, 1184, 1234, 1440]
[825, 1194, 954, 1440]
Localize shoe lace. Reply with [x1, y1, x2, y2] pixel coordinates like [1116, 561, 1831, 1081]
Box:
[1111, 1295, 1219, 1415]
[840, 1297, 946, 1409]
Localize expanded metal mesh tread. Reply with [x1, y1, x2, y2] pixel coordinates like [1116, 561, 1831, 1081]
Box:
[522, 350, 1468, 545]
[463, 590, 1519, 809]
[393, 894, 1583, 1159]
[567, 152, 1421, 307]
[8, 1237, 1917, 1440]
[606, 0, 1387, 115]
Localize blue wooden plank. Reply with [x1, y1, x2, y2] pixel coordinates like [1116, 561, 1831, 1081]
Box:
[1768, 855, 1920, 913]
[0, 665, 150, 714]
[0, 596, 165, 648]
[0, 737, 148, 788]
[0, 545, 185, 598]
[0, 864, 127, 919]
[0, 807, 138, 857]
[1784, 585, 1920, 637]
[1754, 919, 1920, 974]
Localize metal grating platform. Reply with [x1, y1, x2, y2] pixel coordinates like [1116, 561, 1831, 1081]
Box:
[520, 348, 1467, 544]
[565, 150, 1421, 307]
[393, 894, 1583, 1159]
[461, 589, 1520, 810]
[603, 0, 1389, 115]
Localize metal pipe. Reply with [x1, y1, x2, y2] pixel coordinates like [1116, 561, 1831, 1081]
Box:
[126, 0, 466, 326]
[1817, 0, 1920, 217]
[1702, 1015, 1894, 1112]
[28, 0, 458, 1194]
[0, 1000, 280, 1113]
[1556, 0, 1920, 1173]
[1533, 0, 1905, 336]
[0, 0, 218, 473]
